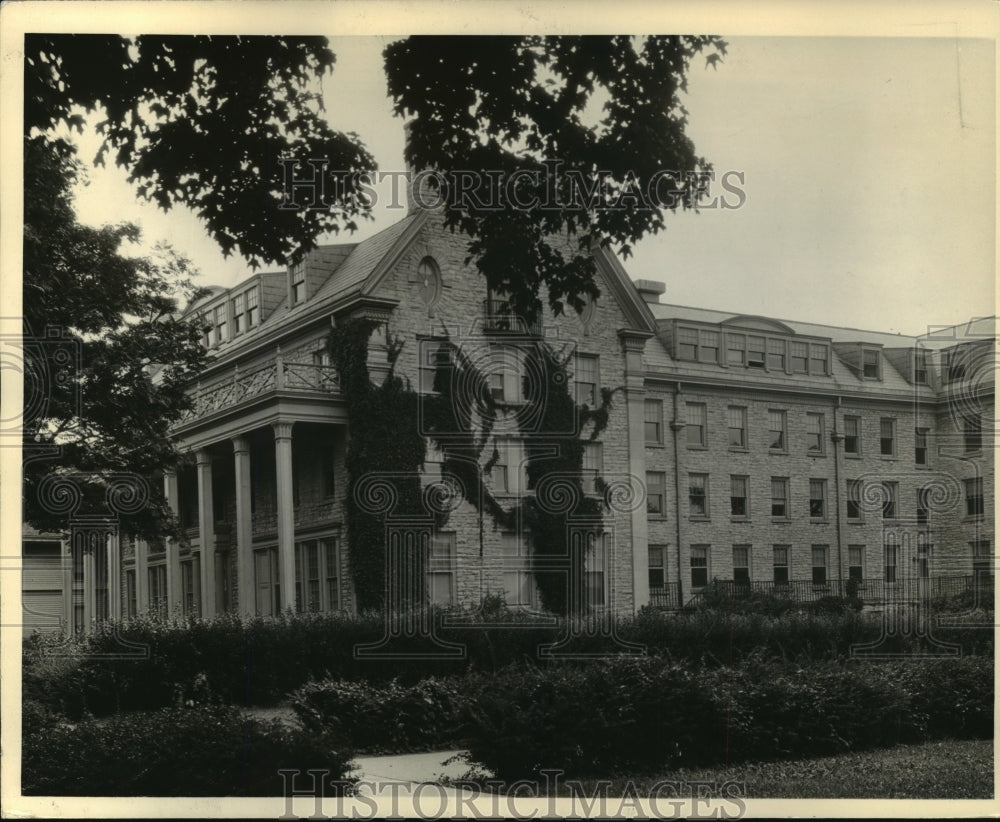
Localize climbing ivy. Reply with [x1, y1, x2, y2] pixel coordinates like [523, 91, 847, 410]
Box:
[327, 317, 613, 615]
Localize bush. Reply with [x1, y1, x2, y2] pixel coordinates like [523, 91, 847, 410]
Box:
[462, 655, 995, 780]
[22, 703, 355, 796]
[292, 676, 468, 753]
[23, 605, 992, 719]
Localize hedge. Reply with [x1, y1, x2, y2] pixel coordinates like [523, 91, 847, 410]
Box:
[23, 605, 993, 718]
[292, 676, 467, 753]
[22, 702, 355, 796]
[461, 655, 994, 780]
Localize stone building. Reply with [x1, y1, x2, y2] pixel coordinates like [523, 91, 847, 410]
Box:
[22, 204, 995, 632]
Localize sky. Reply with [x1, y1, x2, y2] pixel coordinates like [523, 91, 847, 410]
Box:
[67, 34, 996, 336]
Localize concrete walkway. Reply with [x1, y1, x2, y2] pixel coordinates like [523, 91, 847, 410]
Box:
[350, 749, 471, 785]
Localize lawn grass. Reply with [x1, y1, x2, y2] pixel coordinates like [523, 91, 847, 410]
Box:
[586, 739, 993, 799]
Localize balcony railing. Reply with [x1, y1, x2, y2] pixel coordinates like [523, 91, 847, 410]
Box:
[684, 575, 994, 608]
[648, 582, 681, 609]
[176, 359, 340, 424]
[482, 299, 542, 336]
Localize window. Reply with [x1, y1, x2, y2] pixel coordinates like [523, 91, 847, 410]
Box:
[964, 415, 982, 452]
[689, 474, 709, 518]
[727, 406, 747, 449]
[882, 482, 898, 519]
[690, 545, 709, 589]
[809, 344, 828, 376]
[502, 532, 535, 607]
[733, 545, 751, 585]
[730, 475, 748, 518]
[972, 540, 993, 581]
[915, 427, 928, 465]
[232, 292, 245, 334]
[771, 478, 789, 518]
[809, 479, 826, 519]
[181, 556, 200, 616]
[246, 287, 259, 327]
[292, 265, 306, 304]
[914, 349, 928, 384]
[811, 545, 828, 586]
[686, 402, 707, 447]
[489, 346, 522, 404]
[648, 544, 666, 590]
[884, 536, 898, 584]
[646, 471, 666, 516]
[294, 541, 322, 613]
[767, 338, 786, 371]
[806, 413, 824, 453]
[848, 545, 864, 582]
[574, 354, 599, 406]
[790, 341, 808, 373]
[917, 487, 930, 525]
[582, 442, 603, 495]
[846, 479, 863, 520]
[491, 440, 510, 494]
[584, 533, 607, 607]
[726, 334, 745, 366]
[879, 418, 895, 456]
[844, 416, 861, 455]
[644, 399, 663, 444]
[255, 548, 281, 616]
[214, 305, 228, 344]
[699, 330, 719, 364]
[748, 336, 766, 368]
[947, 348, 967, 381]
[427, 532, 456, 605]
[148, 564, 167, 618]
[419, 340, 452, 394]
[124, 569, 137, 619]
[862, 348, 880, 379]
[965, 477, 984, 517]
[773, 545, 790, 584]
[768, 410, 786, 451]
[677, 327, 698, 360]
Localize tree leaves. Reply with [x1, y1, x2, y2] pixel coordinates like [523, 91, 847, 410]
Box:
[384, 35, 726, 322]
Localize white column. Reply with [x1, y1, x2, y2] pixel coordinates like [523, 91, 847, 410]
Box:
[82, 545, 95, 633]
[107, 533, 120, 620]
[163, 470, 182, 614]
[135, 537, 149, 613]
[233, 436, 254, 617]
[273, 422, 297, 613]
[62, 540, 73, 636]
[196, 449, 217, 618]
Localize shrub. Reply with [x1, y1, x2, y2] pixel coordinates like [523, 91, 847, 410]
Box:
[462, 655, 994, 780]
[23, 605, 992, 719]
[22, 703, 355, 796]
[292, 676, 468, 753]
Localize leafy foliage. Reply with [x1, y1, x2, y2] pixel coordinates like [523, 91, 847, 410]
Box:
[25, 34, 375, 265]
[328, 319, 613, 613]
[22, 702, 355, 796]
[462, 655, 994, 780]
[292, 676, 468, 753]
[385, 35, 728, 321]
[22, 135, 209, 538]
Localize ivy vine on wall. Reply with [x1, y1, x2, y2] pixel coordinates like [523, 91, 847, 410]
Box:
[327, 317, 615, 615]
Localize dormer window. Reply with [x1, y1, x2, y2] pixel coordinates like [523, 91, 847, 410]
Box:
[747, 336, 766, 368]
[232, 286, 260, 334]
[862, 348, 880, 379]
[291, 265, 306, 305]
[214, 305, 228, 343]
[810, 344, 828, 375]
[913, 349, 928, 384]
